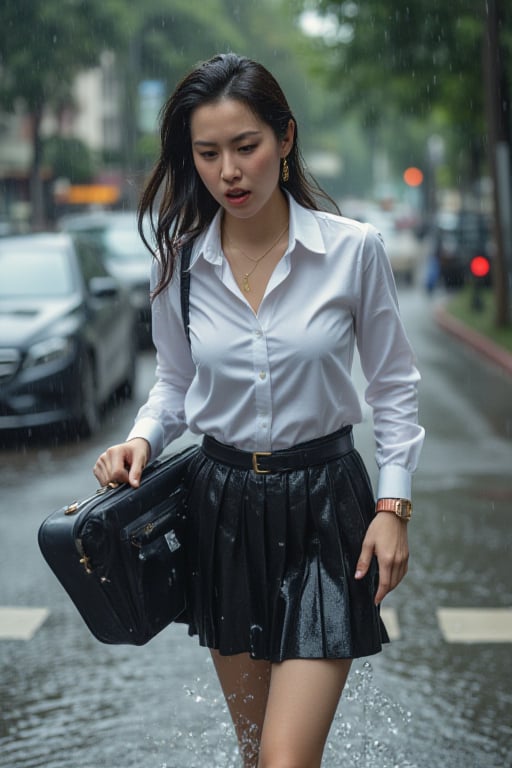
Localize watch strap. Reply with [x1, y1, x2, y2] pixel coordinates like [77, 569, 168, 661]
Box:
[376, 498, 412, 521]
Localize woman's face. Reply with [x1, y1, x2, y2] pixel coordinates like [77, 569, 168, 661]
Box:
[190, 98, 294, 221]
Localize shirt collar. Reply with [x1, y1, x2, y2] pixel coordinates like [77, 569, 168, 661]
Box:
[287, 193, 326, 255]
[189, 192, 326, 270]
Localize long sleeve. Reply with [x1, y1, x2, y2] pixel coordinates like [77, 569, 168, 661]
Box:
[126, 260, 195, 459]
[354, 226, 424, 499]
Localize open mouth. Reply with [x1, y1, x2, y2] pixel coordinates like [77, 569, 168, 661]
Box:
[226, 189, 250, 204]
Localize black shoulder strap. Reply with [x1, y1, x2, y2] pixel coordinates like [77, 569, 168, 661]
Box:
[180, 239, 193, 345]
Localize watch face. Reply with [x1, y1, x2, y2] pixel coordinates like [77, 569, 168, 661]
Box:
[397, 500, 412, 519]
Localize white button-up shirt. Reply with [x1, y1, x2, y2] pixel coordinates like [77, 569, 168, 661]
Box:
[128, 194, 424, 500]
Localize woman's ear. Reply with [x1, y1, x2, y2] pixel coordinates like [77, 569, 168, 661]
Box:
[281, 119, 295, 157]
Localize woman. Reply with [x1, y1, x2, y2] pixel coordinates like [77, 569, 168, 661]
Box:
[94, 53, 424, 768]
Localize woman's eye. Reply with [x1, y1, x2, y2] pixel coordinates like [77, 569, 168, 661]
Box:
[199, 151, 217, 159]
[239, 144, 257, 154]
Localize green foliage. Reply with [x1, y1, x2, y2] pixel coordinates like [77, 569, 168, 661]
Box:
[0, 0, 125, 111]
[301, 0, 505, 185]
[0, 0, 345, 219]
[42, 136, 96, 183]
[448, 287, 512, 351]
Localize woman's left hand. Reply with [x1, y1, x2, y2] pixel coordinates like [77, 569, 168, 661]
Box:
[354, 513, 409, 605]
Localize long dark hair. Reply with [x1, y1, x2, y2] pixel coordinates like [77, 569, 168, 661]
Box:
[138, 52, 339, 297]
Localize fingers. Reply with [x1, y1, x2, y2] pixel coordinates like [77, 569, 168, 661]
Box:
[354, 540, 374, 581]
[374, 550, 408, 606]
[354, 514, 409, 605]
[374, 518, 409, 604]
[127, 449, 149, 488]
[93, 438, 150, 489]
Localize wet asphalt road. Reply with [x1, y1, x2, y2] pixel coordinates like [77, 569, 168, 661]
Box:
[0, 283, 511, 768]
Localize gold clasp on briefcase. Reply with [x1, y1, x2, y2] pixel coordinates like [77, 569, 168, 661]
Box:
[64, 482, 119, 516]
[79, 554, 93, 574]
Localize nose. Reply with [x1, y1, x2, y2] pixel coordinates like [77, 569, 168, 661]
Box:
[220, 153, 241, 182]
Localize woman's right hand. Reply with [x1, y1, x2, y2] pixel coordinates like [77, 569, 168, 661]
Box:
[93, 438, 151, 489]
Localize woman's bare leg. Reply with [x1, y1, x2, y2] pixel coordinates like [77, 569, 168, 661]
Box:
[258, 658, 352, 768]
[211, 650, 271, 768]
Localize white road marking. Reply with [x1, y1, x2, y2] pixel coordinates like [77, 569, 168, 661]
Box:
[380, 607, 400, 640]
[1, 606, 512, 644]
[437, 608, 512, 643]
[0, 607, 50, 640]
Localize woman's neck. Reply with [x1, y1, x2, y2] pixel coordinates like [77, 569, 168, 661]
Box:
[222, 190, 289, 248]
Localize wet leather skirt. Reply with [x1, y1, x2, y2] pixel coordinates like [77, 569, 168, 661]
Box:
[183, 427, 389, 661]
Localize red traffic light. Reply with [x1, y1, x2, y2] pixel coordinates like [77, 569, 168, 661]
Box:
[403, 167, 424, 187]
[470, 255, 490, 278]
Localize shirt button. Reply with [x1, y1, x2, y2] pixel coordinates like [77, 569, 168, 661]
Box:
[260, 422, 267, 429]
[259, 371, 267, 380]
[254, 330, 263, 338]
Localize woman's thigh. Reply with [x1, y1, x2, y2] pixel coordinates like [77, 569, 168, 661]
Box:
[259, 658, 352, 768]
[211, 650, 271, 766]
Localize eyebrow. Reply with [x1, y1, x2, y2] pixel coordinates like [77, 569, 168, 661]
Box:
[192, 130, 262, 147]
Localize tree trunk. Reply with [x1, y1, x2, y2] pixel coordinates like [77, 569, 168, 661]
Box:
[483, 0, 511, 327]
[29, 108, 45, 231]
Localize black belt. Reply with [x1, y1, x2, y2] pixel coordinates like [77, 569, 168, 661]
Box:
[202, 427, 354, 474]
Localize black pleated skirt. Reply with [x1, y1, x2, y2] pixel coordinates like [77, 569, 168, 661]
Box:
[183, 433, 389, 661]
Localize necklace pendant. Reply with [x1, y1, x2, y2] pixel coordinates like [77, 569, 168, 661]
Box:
[242, 275, 251, 292]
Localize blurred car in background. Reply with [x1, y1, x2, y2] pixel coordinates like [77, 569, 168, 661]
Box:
[0, 233, 137, 437]
[366, 208, 421, 285]
[59, 211, 152, 346]
[370, 212, 420, 285]
[341, 199, 421, 285]
[433, 210, 492, 289]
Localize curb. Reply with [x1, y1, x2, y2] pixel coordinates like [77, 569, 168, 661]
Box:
[434, 303, 512, 378]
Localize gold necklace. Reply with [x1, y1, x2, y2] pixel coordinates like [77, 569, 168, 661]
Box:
[224, 223, 289, 293]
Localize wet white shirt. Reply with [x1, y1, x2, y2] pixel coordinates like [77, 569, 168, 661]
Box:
[127, 194, 424, 500]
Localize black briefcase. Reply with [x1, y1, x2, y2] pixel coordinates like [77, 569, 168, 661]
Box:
[38, 445, 199, 645]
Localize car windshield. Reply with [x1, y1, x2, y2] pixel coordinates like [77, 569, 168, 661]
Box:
[0, 245, 74, 298]
[103, 227, 148, 260]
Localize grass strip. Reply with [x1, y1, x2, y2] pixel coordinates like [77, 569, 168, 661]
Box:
[446, 286, 512, 354]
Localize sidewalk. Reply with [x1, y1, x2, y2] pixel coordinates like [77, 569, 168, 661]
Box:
[434, 300, 512, 378]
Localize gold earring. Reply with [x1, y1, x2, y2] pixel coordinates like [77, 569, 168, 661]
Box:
[281, 157, 289, 183]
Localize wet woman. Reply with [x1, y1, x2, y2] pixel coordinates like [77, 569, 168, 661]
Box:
[93, 53, 424, 768]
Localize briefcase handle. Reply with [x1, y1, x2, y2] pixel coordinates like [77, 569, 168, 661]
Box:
[65, 482, 119, 516]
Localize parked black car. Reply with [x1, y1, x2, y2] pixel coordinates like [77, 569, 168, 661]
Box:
[0, 233, 137, 436]
[59, 211, 152, 346]
[434, 210, 492, 289]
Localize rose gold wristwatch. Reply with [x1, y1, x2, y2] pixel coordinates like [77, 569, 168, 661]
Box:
[375, 498, 412, 521]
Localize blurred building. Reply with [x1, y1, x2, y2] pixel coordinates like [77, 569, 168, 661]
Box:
[0, 52, 123, 231]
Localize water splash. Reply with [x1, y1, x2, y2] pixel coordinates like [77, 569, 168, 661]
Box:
[324, 661, 417, 768]
[144, 661, 417, 768]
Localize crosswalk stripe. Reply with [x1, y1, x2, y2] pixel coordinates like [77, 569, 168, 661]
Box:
[0, 607, 50, 640]
[380, 607, 400, 640]
[1, 606, 512, 643]
[436, 608, 512, 643]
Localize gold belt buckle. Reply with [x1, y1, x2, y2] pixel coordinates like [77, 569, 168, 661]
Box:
[252, 451, 272, 474]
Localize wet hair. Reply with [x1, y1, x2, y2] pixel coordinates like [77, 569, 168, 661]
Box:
[138, 52, 339, 297]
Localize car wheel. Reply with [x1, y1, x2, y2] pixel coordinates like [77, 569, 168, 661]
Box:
[77, 354, 100, 438]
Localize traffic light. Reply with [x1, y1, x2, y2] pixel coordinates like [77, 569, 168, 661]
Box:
[469, 254, 491, 311]
[470, 255, 491, 279]
[403, 167, 424, 187]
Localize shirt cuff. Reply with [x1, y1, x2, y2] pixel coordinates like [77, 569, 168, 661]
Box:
[126, 417, 165, 461]
[377, 464, 412, 501]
